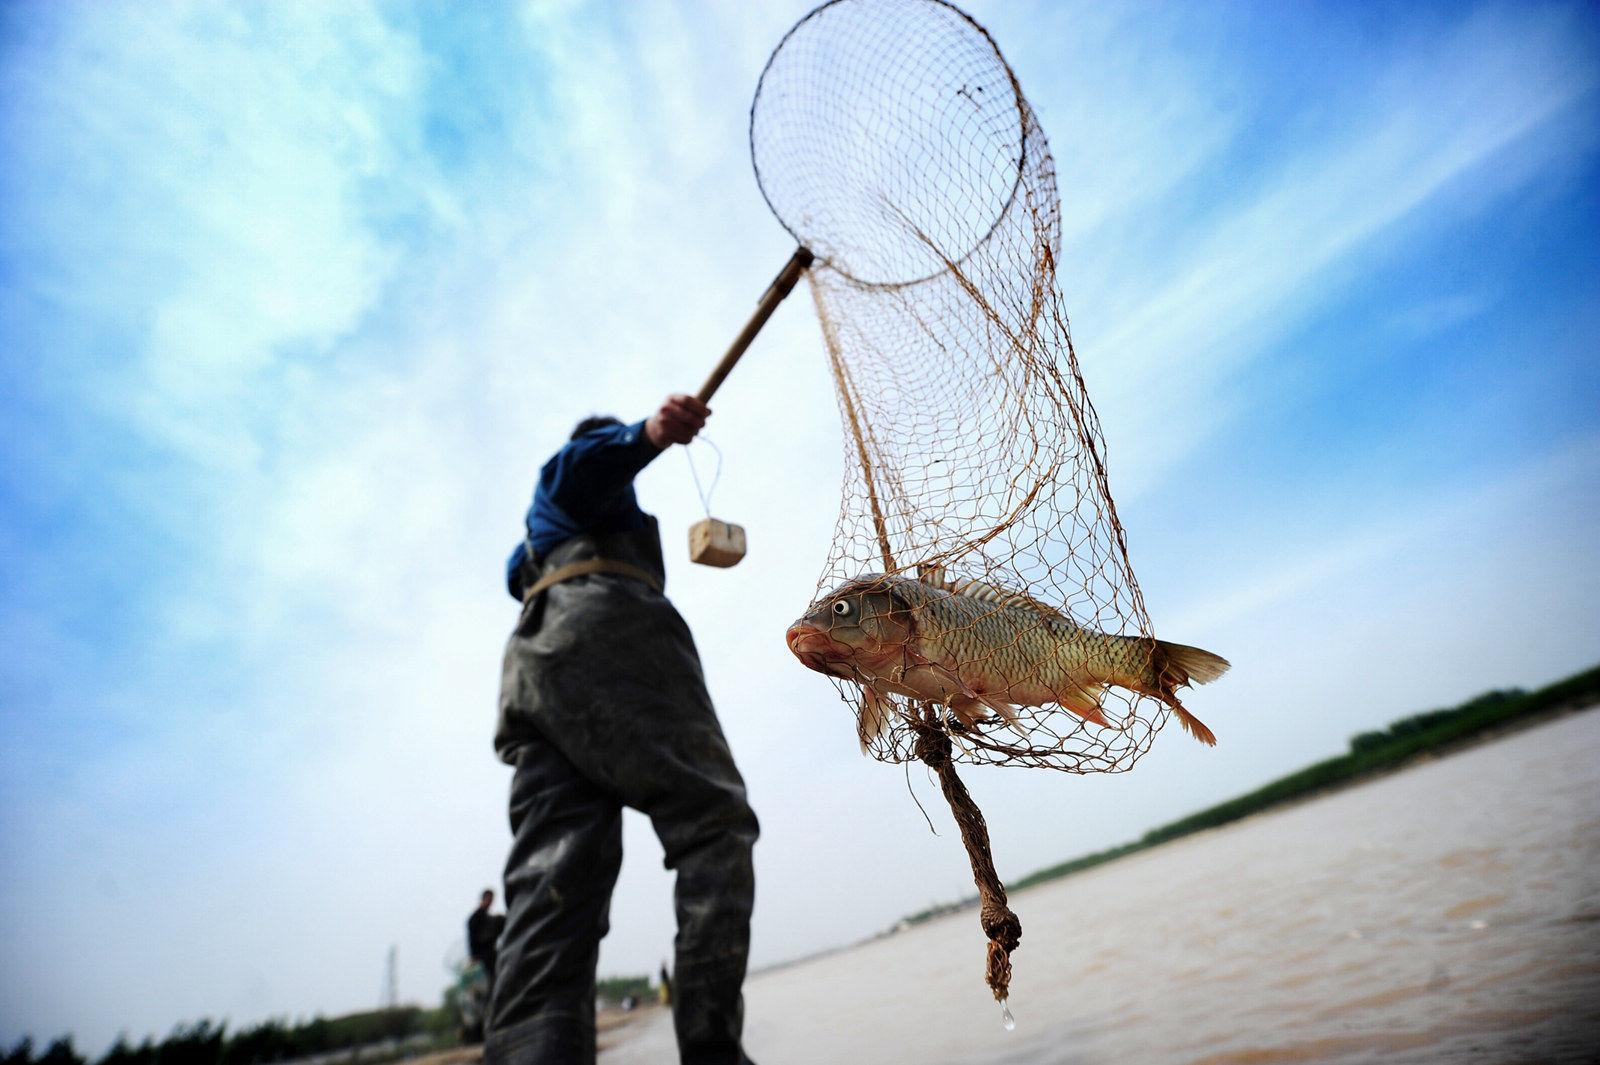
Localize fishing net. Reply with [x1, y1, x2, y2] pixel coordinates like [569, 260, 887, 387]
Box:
[751, 0, 1221, 1011]
[755, 0, 1166, 772]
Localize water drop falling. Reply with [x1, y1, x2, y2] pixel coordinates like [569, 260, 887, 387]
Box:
[1000, 999, 1016, 1031]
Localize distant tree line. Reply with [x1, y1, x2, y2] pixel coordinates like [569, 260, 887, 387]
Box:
[3, 1038, 89, 1065]
[594, 975, 653, 1006]
[4, 1007, 457, 1065]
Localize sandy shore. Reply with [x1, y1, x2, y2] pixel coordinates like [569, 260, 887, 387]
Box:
[403, 1002, 649, 1065]
[600, 707, 1600, 1064]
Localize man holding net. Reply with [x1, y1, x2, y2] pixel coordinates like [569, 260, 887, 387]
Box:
[489, 393, 760, 1065]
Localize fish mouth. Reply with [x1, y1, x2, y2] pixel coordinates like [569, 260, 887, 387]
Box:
[785, 623, 854, 678]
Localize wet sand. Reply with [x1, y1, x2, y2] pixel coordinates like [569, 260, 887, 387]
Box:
[604, 707, 1600, 1064]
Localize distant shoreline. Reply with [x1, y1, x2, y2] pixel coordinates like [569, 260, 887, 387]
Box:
[774, 662, 1600, 958]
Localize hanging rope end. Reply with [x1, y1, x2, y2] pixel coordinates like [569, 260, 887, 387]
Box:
[981, 901, 1022, 1001]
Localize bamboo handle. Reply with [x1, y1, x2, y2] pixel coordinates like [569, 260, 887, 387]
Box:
[696, 246, 815, 404]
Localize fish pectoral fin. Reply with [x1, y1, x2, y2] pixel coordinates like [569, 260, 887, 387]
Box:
[949, 692, 1023, 734]
[975, 693, 1023, 733]
[945, 695, 988, 730]
[898, 653, 1021, 733]
[907, 659, 985, 729]
[857, 684, 892, 753]
[919, 663, 1019, 733]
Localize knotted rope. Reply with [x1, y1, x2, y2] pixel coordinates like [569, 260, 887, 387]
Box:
[913, 710, 1022, 1001]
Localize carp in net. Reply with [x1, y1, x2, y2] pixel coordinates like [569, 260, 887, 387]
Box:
[717, 0, 1231, 1015]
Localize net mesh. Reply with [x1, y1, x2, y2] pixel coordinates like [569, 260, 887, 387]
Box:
[757, 0, 1178, 775]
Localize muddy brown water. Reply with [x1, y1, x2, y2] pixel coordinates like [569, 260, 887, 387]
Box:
[603, 708, 1600, 1064]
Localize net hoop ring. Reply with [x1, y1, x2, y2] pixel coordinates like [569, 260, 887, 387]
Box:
[749, 0, 1029, 291]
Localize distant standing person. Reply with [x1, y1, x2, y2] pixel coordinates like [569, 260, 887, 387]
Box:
[489, 394, 759, 1065]
[468, 889, 505, 988]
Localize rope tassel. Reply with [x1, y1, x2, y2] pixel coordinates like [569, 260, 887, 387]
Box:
[913, 712, 1021, 1001]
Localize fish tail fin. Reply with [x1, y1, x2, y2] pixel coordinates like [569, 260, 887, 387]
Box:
[1171, 701, 1217, 746]
[1150, 640, 1227, 746]
[858, 685, 891, 754]
[1154, 641, 1231, 686]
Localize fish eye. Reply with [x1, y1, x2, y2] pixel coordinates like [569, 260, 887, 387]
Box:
[832, 600, 854, 617]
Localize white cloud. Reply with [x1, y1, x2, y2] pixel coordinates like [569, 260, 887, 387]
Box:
[5, 3, 428, 463]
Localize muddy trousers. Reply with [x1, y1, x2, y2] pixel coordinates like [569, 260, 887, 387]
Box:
[486, 729, 759, 1065]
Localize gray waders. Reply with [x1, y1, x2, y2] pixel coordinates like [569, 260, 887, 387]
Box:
[489, 519, 759, 1065]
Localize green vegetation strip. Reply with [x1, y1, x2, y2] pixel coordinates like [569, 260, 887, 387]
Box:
[595, 975, 653, 1006]
[6, 1008, 462, 1065]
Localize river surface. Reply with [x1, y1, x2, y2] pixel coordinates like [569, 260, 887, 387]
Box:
[603, 708, 1600, 1064]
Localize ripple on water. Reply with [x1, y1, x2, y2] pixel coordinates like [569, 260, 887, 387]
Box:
[1442, 894, 1507, 919]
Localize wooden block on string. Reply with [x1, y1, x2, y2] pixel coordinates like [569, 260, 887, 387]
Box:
[689, 517, 746, 568]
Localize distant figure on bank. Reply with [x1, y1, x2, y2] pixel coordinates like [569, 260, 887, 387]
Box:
[468, 888, 505, 989]
[488, 394, 760, 1065]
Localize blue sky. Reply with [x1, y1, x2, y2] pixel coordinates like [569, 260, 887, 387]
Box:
[2, 0, 1597, 1054]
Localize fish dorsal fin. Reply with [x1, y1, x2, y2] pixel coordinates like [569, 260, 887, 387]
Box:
[909, 565, 1062, 620]
[947, 576, 1066, 620]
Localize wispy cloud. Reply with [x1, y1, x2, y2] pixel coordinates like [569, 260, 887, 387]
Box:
[1051, 1, 1600, 494]
[1166, 429, 1600, 638]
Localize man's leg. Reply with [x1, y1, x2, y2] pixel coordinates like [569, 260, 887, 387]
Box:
[643, 758, 759, 1065]
[487, 732, 623, 1065]
[516, 616, 760, 1065]
[549, 694, 759, 1064]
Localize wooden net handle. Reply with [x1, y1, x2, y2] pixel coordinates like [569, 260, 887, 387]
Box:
[696, 246, 815, 403]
